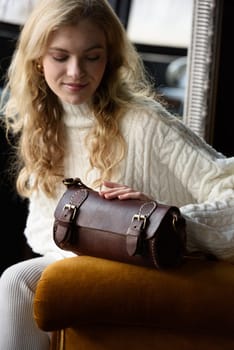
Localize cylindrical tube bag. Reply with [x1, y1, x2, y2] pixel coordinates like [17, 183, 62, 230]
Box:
[53, 178, 187, 269]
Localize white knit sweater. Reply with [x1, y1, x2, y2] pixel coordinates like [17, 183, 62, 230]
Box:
[24, 102, 234, 262]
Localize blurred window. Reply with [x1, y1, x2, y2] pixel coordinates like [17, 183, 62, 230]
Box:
[0, 0, 38, 25]
[127, 0, 193, 48]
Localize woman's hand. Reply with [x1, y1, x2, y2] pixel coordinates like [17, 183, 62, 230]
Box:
[99, 180, 150, 201]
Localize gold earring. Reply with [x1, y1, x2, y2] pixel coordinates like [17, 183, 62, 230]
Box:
[36, 62, 44, 75]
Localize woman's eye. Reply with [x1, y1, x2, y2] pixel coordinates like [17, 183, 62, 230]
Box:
[86, 55, 100, 61]
[52, 56, 68, 62]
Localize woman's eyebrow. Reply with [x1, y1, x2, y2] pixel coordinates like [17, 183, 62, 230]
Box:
[47, 48, 68, 53]
[48, 45, 105, 53]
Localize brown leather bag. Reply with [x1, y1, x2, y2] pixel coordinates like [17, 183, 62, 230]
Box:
[53, 178, 187, 269]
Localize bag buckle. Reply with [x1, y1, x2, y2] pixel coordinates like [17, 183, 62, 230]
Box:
[132, 214, 147, 229]
[63, 204, 77, 221]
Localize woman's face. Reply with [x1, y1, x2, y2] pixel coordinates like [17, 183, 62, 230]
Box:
[42, 20, 107, 105]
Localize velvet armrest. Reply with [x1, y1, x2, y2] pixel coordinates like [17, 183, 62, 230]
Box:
[33, 256, 234, 335]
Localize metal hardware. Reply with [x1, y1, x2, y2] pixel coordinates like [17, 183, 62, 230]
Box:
[63, 177, 83, 186]
[172, 214, 178, 231]
[63, 203, 77, 220]
[132, 214, 147, 229]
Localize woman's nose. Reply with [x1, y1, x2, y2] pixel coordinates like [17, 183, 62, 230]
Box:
[67, 58, 85, 78]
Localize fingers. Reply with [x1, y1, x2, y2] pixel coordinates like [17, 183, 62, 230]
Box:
[99, 181, 150, 201]
[101, 180, 123, 189]
[99, 182, 129, 199]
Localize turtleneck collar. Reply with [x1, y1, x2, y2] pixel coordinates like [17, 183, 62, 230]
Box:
[62, 102, 94, 128]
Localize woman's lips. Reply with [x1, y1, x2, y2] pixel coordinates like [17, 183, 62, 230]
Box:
[63, 82, 88, 91]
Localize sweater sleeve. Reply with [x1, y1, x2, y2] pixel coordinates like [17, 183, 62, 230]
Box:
[179, 156, 234, 262]
[121, 105, 234, 262]
[157, 111, 234, 262]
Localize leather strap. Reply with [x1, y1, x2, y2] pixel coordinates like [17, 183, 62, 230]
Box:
[126, 201, 157, 256]
[54, 189, 88, 245]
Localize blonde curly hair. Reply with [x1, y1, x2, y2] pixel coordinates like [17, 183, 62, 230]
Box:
[0, 0, 156, 198]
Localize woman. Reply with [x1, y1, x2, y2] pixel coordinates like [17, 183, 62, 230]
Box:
[0, 0, 234, 349]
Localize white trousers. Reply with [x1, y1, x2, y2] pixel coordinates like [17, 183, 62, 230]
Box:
[0, 255, 57, 350]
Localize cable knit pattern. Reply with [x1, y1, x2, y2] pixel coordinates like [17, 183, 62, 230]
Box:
[24, 103, 234, 262]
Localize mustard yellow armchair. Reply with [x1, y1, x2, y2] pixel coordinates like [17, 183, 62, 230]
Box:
[34, 256, 234, 350]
